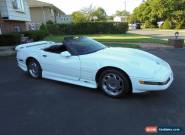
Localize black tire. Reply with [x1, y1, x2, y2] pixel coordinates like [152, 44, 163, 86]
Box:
[27, 59, 42, 79]
[98, 69, 131, 98]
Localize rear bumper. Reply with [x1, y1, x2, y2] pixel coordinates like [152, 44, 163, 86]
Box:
[131, 71, 174, 93]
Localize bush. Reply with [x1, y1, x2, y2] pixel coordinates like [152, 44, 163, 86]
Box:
[46, 20, 54, 25]
[160, 20, 171, 29]
[175, 21, 185, 29]
[143, 21, 157, 28]
[0, 33, 21, 46]
[46, 22, 128, 35]
[40, 23, 49, 33]
[0, 29, 48, 46]
[22, 30, 48, 41]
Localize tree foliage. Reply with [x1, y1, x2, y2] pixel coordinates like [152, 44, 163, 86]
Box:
[71, 11, 87, 23]
[92, 7, 107, 21]
[81, 4, 96, 21]
[114, 10, 130, 16]
[72, 5, 107, 23]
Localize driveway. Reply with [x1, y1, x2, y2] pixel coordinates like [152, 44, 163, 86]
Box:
[0, 48, 185, 135]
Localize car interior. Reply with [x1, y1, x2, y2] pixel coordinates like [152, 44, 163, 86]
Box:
[44, 44, 67, 54]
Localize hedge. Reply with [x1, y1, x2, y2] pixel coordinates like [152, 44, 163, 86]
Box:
[0, 33, 21, 46]
[0, 30, 48, 46]
[46, 22, 128, 35]
[0, 22, 128, 46]
[21, 30, 48, 41]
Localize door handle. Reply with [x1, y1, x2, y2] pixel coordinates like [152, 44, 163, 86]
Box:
[42, 55, 47, 57]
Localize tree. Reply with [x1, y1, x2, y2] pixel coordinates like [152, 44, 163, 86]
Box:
[171, 10, 185, 29]
[92, 7, 107, 21]
[81, 5, 107, 21]
[71, 11, 87, 23]
[115, 10, 130, 16]
[81, 4, 96, 21]
[72, 5, 108, 22]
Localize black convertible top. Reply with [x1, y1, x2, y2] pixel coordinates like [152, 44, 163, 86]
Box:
[63, 36, 84, 43]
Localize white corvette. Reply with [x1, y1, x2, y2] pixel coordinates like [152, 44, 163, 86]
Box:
[16, 36, 173, 98]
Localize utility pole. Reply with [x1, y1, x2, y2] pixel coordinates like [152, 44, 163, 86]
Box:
[124, 0, 127, 11]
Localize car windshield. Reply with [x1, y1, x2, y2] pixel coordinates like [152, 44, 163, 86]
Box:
[66, 37, 106, 55]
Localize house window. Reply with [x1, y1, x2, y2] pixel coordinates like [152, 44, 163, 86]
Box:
[12, 0, 24, 12]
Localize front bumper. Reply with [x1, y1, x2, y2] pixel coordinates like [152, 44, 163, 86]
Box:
[131, 70, 174, 93]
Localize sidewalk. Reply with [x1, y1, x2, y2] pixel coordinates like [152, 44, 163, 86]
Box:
[128, 29, 185, 40]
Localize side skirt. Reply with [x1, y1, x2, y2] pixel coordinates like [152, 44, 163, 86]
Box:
[42, 71, 97, 89]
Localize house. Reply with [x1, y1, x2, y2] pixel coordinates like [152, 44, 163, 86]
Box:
[58, 15, 72, 24]
[0, 0, 31, 34]
[28, 0, 70, 29]
[113, 16, 128, 22]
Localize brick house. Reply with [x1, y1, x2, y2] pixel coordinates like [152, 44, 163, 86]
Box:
[0, 0, 31, 34]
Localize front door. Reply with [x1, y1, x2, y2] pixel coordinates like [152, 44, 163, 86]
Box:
[40, 51, 80, 81]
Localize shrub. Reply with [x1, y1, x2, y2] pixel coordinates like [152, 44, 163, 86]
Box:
[0, 33, 21, 46]
[160, 20, 171, 29]
[40, 23, 49, 33]
[46, 24, 61, 35]
[175, 21, 185, 29]
[46, 20, 54, 25]
[46, 22, 128, 35]
[22, 30, 48, 41]
[143, 21, 157, 28]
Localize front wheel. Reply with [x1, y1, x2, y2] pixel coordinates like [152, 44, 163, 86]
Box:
[27, 59, 42, 79]
[99, 69, 131, 98]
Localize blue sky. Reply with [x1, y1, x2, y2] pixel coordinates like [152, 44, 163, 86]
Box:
[39, 0, 143, 15]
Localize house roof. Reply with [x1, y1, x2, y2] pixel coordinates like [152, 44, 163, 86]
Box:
[28, 0, 65, 15]
[28, 0, 53, 7]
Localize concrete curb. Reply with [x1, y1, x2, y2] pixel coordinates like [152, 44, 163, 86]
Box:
[0, 46, 15, 56]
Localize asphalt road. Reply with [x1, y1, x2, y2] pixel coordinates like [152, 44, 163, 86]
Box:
[0, 48, 185, 135]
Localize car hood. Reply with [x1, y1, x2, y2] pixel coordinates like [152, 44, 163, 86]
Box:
[94, 47, 169, 78]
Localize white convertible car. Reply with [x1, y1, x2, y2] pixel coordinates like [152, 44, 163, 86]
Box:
[16, 36, 173, 98]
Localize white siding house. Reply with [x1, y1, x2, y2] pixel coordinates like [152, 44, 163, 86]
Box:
[57, 15, 72, 24]
[113, 16, 128, 22]
[28, 0, 65, 25]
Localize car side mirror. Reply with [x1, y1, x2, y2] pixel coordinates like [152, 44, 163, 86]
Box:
[60, 51, 71, 57]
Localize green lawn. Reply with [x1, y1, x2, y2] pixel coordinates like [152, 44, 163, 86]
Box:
[44, 34, 168, 45]
[104, 43, 140, 48]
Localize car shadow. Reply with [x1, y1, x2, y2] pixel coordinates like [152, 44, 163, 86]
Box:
[22, 73, 169, 100]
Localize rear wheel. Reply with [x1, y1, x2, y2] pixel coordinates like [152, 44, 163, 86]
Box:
[27, 59, 42, 79]
[99, 69, 131, 98]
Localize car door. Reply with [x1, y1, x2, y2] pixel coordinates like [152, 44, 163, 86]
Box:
[40, 51, 80, 81]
